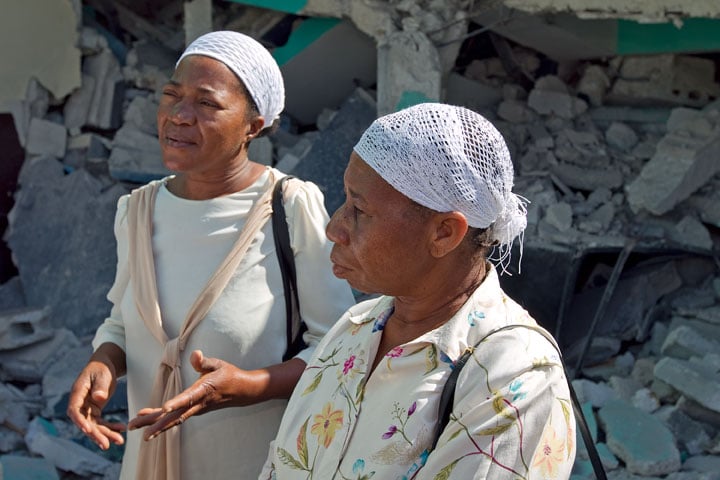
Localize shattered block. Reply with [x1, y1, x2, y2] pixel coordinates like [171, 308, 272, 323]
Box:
[290, 88, 377, 216]
[6, 156, 130, 335]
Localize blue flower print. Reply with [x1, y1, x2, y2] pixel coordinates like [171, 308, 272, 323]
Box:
[467, 310, 485, 326]
[509, 379, 527, 401]
[372, 307, 393, 332]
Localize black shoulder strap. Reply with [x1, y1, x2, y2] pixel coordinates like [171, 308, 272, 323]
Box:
[271, 176, 307, 361]
[433, 324, 607, 480]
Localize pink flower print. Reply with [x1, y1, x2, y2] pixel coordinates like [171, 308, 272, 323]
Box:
[386, 347, 404, 358]
[343, 355, 356, 375]
[382, 425, 398, 439]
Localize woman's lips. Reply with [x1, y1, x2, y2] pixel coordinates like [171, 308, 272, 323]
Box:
[163, 135, 195, 148]
[330, 256, 351, 277]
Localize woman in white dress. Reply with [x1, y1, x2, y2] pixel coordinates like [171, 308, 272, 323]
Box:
[66, 31, 355, 480]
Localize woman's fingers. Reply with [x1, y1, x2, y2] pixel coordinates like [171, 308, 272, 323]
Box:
[144, 403, 205, 441]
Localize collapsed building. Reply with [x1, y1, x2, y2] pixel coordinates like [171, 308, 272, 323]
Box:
[0, 0, 719, 478]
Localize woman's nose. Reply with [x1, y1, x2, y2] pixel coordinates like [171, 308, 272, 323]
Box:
[169, 100, 194, 124]
[326, 207, 349, 245]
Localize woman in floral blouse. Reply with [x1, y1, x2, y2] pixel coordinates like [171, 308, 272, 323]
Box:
[261, 103, 576, 480]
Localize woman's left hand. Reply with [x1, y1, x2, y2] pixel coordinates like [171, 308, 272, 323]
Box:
[128, 349, 255, 441]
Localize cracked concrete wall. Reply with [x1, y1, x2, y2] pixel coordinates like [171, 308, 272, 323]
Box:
[0, 0, 82, 111]
[505, 0, 720, 21]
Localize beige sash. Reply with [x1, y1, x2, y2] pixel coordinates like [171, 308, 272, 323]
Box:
[126, 171, 276, 480]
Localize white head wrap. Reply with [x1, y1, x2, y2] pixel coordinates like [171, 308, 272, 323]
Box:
[177, 31, 285, 128]
[354, 103, 527, 271]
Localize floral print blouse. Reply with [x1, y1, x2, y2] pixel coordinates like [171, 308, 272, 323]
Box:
[261, 266, 576, 480]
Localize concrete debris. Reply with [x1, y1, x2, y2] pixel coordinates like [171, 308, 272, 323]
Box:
[0, 307, 53, 350]
[0, 1, 81, 111]
[598, 400, 681, 476]
[0, 454, 59, 480]
[25, 417, 113, 477]
[626, 107, 720, 217]
[0, 2, 718, 478]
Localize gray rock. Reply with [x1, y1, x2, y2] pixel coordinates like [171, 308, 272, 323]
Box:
[0, 454, 59, 480]
[6, 157, 130, 335]
[661, 325, 720, 360]
[544, 202, 573, 231]
[668, 215, 714, 251]
[0, 329, 79, 383]
[551, 162, 624, 191]
[572, 379, 619, 408]
[605, 122, 639, 152]
[0, 277, 26, 311]
[626, 111, 720, 215]
[24, 417, 113, 477]
[0, 307, 54, 350]
[26, 119, 67, 158]
[682, 455, 720, 475]
[656, 407, 713, 455]
[654, 357, 720, 414]
[290, 88, 377, 216]
[108, 123, 169, 183]
[598, 399, 681, 476]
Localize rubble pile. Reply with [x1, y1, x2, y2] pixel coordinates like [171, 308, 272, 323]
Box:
[0, 1, 719, 479]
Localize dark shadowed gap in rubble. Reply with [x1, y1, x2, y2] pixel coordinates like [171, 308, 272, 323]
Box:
[0, 114, 23, 284]
[500, 242, 719, 374]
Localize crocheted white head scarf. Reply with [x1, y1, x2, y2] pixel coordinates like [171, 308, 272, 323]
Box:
[354, 103, 527, 272]
[177, 31, 285, 128]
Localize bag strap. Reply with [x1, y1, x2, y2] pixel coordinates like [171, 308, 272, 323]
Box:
[433, 324, 607, 480]
[272, 175, 307, 361]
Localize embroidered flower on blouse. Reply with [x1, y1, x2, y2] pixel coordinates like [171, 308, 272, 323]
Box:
[343, 355, 356, 375]
[509, 379, 527, 402]
[468, 311, 485, 326]
[387, 346, 404, 358]
[531, 425, 566, 478]
[311, 402, 344, 448]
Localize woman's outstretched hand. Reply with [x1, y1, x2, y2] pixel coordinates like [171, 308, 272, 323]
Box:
[66, 343, 127, 450]
[128, 349, 306, 441]
[128, 349, 249, 440]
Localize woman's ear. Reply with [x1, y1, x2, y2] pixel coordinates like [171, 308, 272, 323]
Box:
[429, 212, 468, 258]
[245, 116, 265, 142]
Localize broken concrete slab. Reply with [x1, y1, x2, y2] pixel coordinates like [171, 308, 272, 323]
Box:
[63, 74, 96, 134]
[609, 55, 720, 108]
[108, 124, 169, 183]
[0, 454, 59, 480]
[122, 39, 175, 92]
[184, 0, 213, 46]
[377, 29, 441, 116]
[0, 307, 53, 351]
[0, 277, 26, 311]
[277, 18, 377, 125]
[655, 407, 713, 456]
[0, 0, 81, 111]
[626, 107, 720, 215]
[445, 73, 502, 113]
[289, 88, 376, 216]
[0, 328, 79, 383]
[598, 399, 681, 476]
[654, 356, 720, 415]
[123, 94, 159, 136]
[83, 50, 125, 131]
[25, 417, 113, 477]
[6, 157, 130, 335]
[661, 325, 720, 360]
[551, 162, 624, 191]
[25, 119, 67, 159]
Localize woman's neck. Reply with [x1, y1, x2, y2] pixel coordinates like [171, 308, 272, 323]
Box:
[167, 161, 267, 200]
[391, 260, 489, 333]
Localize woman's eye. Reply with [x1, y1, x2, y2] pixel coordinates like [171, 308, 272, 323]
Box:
[200, 100, 219, 108]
